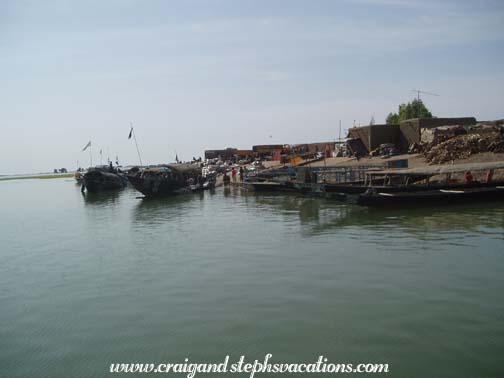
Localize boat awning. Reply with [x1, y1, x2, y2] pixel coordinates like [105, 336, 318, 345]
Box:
[365, 161, 504, 177]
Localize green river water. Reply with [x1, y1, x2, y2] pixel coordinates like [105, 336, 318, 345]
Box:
[1, 178, 503, 377]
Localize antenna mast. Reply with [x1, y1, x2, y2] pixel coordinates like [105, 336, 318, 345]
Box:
[410, 89, 440, 117]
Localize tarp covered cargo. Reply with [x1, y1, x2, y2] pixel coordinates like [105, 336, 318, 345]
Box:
[128, 163, 202, 196]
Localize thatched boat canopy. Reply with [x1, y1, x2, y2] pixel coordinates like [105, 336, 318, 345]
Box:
[142, 163, 201, 173]
[166, 163, 201, 173]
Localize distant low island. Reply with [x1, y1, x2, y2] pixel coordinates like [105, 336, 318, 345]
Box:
[0, 173, 73, 181]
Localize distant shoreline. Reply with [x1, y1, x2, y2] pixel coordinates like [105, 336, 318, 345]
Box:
[0, 173, 74, 182]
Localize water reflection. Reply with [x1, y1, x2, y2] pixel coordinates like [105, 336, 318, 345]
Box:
[81, 183, 504, 240]
[245, 192, 322, 223]
[324, 202, 504, 232]
[132, 194, 195, 226]
[81, 190, 122, 207]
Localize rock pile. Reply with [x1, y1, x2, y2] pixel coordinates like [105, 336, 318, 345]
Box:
[424, 131, 504, 164]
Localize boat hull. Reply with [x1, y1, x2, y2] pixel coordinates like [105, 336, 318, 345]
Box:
[127, 175, 186, 197]
[247, 181, 298, 192]
[324, 180, 504, 195]
[357, 186, 504, 207]
[83, 171, 127, 192]
[127, 163, 203, 197]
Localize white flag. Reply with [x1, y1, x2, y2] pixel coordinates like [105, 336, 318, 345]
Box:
[82, 141, 91, 151]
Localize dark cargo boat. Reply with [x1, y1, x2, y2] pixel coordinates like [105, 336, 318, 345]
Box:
[357, 161, 504, 206]
[246, 181, 298, 192]
[127, 164, 202, 197]
[358, 186, 504, 206]
[82, 166, 128, 193]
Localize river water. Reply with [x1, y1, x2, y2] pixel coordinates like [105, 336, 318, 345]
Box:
[1, 178, 503, 377]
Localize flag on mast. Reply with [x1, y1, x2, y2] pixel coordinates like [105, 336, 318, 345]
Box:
[129, 122, 143, 166]
[82, 141, 91, 151]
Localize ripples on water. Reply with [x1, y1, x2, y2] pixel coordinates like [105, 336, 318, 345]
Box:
[0, 179, 503, 378]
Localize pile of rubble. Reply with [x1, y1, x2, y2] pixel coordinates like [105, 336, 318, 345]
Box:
[424, 131, 504, 164]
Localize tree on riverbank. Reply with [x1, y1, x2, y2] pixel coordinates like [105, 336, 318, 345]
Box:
[386, 99, 433, 124]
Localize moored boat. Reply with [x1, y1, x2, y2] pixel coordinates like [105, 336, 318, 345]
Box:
[357, 161, 504, 206]
[82, 165, 128, 192]
[246, 181, 298, 192]
[358, 186, 504, 206]
[127, 163, 202, 197]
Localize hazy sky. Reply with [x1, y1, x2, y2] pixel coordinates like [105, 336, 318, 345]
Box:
[1, 0, 503, 174]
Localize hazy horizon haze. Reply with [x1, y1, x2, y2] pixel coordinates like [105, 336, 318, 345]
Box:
[1, 0, 503, 174]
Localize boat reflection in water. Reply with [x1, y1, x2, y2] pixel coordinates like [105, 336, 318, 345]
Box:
[81, 187, 122, 207]
[132, 194, 196, 227]
[238, 190, 504, 237]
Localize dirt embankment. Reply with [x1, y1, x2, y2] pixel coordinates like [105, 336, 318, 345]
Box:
[262, 131, 504, 170]
[424, 132, 504, 164]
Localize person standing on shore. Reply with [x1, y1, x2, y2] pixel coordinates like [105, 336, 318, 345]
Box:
[239, 166, 244, 182]
[464, 171, 473, 184]
[486, 169, 493, 184]
[231, 167, 237, 183]
[223, 172, 230, 185]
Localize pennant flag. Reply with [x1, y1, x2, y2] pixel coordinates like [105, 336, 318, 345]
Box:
[82, 141, 91, 151]
[128, 127, 133, 139]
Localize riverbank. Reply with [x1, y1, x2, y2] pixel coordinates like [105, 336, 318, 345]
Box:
[262, 152, 504, 169]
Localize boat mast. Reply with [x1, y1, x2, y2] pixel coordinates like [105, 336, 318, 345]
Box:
[130, 122, 143, 167]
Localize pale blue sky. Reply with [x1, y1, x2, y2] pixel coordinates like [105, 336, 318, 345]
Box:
[1, 0, 503, 173]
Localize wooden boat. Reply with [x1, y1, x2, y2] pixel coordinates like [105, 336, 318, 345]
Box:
[357, 161, 504, 206]
[323, 180, 504, 195]
[295, 164, 384, 195]
[82, 166, 127, 192]
[127, 163, 202, 197]
[358, 186, 504, 206]
[246, 181, 297, 192]
[322, 183, 372, 194]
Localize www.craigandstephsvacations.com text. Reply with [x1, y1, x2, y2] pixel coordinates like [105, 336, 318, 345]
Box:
[110, 355, 389, 376]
